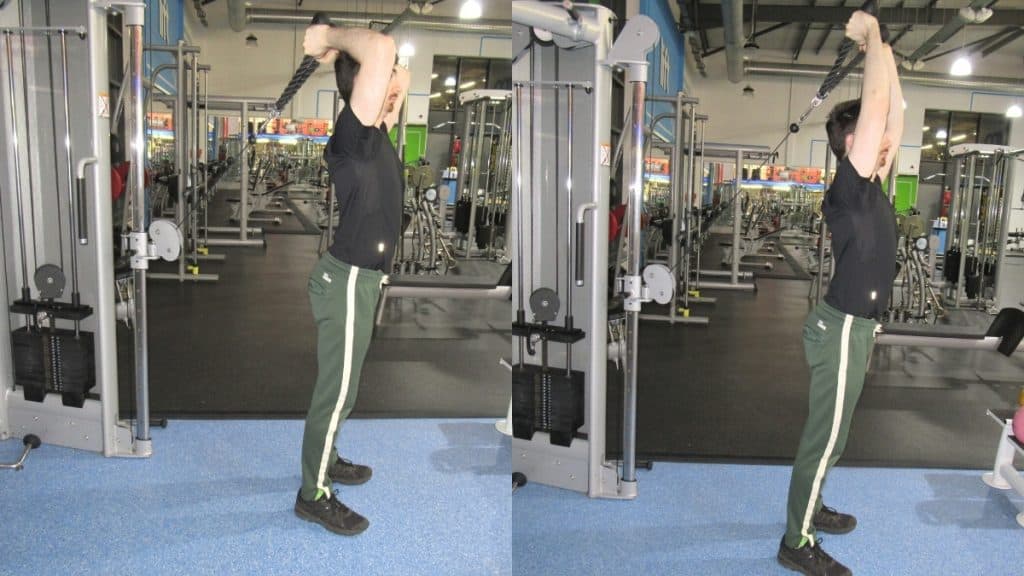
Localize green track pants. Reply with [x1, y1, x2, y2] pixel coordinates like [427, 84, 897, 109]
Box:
[300, 253, 384, 501]
[784, 302, 880, 549]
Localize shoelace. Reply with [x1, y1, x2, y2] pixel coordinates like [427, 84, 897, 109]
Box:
[324, 491, 353, 517]
[810, 539, 840, 567]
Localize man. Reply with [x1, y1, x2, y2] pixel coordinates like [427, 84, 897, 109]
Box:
[294, 23, 410, 536]
[778, 9, 903, 576]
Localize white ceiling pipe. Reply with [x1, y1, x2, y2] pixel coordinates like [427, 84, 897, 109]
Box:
[241, 7, 510, 35]
[745, 60, 1024, 95]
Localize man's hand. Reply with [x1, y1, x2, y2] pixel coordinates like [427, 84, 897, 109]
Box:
[303, 24, 336, 61]
[845, 10, 879, 50]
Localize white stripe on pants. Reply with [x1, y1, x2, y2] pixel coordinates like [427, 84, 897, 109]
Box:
[315, 265, 360, 495]
[799, 313, 853, 546]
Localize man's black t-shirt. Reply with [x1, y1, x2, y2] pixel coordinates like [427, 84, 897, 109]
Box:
[822, 157, 898, 320]
[325, 105, 403, 272]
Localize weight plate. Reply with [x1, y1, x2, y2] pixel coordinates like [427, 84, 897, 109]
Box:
[642, 264, 675, 305]
[529, 287, 560, 323]
[149, 219, 183, 262]
[34, 264, 66, 300]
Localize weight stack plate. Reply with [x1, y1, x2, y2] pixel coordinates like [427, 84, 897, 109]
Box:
[548, 369, 584, 448]
[10, 327, 95, 408]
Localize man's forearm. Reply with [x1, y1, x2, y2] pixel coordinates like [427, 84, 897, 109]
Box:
[860, 26, 890, 113]
[883, 45, 904, 141]
[324, 27, 395, 67]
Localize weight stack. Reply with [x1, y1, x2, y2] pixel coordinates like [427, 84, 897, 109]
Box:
[547, 369, 584, 447]
[512, 363, 585, 447]
[943, 249, 961, 282]
[511, 363, 541, 441]
[453, 200, 472, 234]
[476, 225, 492, 249]
[11, 327, 96, 408]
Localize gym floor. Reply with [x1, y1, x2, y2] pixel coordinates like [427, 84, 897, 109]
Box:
[513, 462, 1024, 575]
[517, 239, 1024, 574]
[0, 419, 511, 576]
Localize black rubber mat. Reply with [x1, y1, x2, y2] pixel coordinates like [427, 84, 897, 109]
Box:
[119, 234, 509, 419]
[210, 182, 320, 236]
[711, 232, 813, 281]
[610, 277, 1024, 470]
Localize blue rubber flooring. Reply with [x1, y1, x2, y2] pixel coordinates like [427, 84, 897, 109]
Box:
[513, 461, 1024, 575]
[0, 419, 510, 576]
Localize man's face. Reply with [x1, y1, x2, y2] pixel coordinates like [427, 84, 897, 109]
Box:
[384, 68, 403, 114]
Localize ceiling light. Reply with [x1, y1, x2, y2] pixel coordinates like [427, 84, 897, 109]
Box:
[1007, 104, 1023, 118]
[902, 99, 907, 110]
[431, 73, 438, 79]
[742, 85, 755, 97]
[429, 92, 442, 99]
[246, 34, 258, 48]
[445, 88, 455, 94]
[459, 81, 476, 90]
[935, 129, 948, 139]
[922, 126, 929, 132]
[398, 42, 415, 58]
[921, 144, 934, 150]
[949, 134, 968, 142]
[444, 76, 456, 87]
[950, 56, 972, 77]
[459, 0, 482, 20]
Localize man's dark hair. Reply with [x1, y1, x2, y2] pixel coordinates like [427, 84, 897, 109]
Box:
[825, 99, 861, 158]
[334, 51, 361, 103]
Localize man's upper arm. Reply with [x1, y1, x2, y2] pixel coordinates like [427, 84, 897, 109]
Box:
[847, 98, 887, 179]
[348, 35, 397, 127]
[876, 128, 902, 182]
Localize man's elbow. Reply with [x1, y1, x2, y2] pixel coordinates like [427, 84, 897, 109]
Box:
[374, 34, 397, 64]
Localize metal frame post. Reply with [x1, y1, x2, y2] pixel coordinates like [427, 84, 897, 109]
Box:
[621, 66, 647, 486]
[732, 148, 742, 284]
[466, 98, 487, 256]
[955, 155, 977, 308]
[814, 147, 833, 303]
[125, 4, 151, 451]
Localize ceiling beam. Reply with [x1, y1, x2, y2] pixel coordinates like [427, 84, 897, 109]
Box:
[792, 0, 816, 61]
[921, 28, 1013, 62]
[981, 27, 1024, 57]
[903, 0, 996, 64]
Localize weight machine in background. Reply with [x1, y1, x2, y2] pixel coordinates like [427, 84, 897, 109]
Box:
[453, 89, 511, 261]
[511, 1, 662, 499]
[943, 144, 1023, 313]
[1, 1, 177, 465]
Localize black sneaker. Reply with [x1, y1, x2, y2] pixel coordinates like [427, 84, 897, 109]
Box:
[777, 537, 852, 576]
[813, 505, 857, 534]
[328, 457, 372, 485]
[294, 490, 369, 536]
